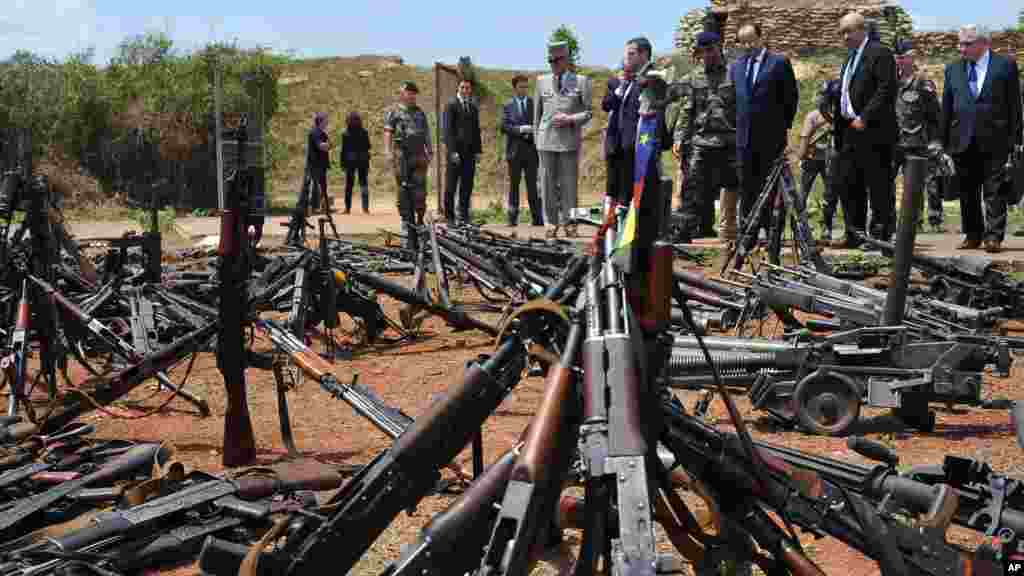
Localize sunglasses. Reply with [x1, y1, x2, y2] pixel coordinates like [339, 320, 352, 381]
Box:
[548, 55, 566, 64]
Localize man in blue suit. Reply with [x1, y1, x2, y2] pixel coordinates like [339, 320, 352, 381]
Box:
[940, 24, 1022, 253]
[731, 23, 799, 243]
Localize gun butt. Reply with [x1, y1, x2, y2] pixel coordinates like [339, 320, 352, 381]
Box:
[235, 458, 345, 500]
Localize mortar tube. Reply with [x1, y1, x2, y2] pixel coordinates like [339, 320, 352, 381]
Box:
[883, 155, 925, 326]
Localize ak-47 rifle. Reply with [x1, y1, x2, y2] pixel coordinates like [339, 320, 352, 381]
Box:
[248, 259, 584, 575]
[1, 460, 344, 575]
[0, 443, 166, 539]
[3, 280, 29, 421]
[0, 422, 94, 471]
[220, 115, 257, 467]
[40, 319, 218, 434]
[201, 444, 524, 576]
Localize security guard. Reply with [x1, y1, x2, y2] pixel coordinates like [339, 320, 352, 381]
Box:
[671, 31, 739, 243]
[797, 80, 839, 241]
[383, 81, 433, 250]
[892, 38, 952, 232]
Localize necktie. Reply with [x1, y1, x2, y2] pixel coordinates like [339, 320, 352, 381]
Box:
[519, 98, 525, 118]
[841, 48, 857, 118]
[556, 74, 562, 93]
[746, 57, 756, 93]
[968, 61, 978, 98]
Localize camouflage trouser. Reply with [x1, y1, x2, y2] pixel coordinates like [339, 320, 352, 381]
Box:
[891, 148, 944, 229]
[799, 157, 837, 232]
[678, 146, 739, 240]
[393, 150, 428, 224]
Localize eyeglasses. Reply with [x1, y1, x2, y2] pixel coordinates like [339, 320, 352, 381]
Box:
[548, 56, 566, 64]
[958, 39, 978, 47]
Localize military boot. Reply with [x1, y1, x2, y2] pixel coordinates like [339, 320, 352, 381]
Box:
[719, 188, 738, 242]
[361, 185, 370, 214]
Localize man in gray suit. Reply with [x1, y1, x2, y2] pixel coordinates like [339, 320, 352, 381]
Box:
[535, 41, 593, 238]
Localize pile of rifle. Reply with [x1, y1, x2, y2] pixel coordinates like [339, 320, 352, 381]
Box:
[0, 415, 347, 575]
[187, 194, 1024, 576]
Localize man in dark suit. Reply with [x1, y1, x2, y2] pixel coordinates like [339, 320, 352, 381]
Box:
[602, 37, 647, 209]
[832, 11, 898, 247]
[941, 24, 1022, 253]
[731, 22, 799, 243]
[443, 78, 483, 224]
[500, 74, 541, 226]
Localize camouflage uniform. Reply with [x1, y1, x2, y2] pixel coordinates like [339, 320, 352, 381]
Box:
[674, 60, 739, 240]
[892, 75, 945, 230]
[799, 110, 838, 238]
[383, 102, 432, 234]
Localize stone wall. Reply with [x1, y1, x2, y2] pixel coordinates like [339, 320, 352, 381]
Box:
[911, 30, 1024, 60]
[675, 2, 913, 55]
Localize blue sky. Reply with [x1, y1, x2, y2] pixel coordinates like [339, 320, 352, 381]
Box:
[0, 1, 1017, 70]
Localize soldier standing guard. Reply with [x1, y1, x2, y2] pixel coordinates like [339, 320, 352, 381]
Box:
[892, 39, 952, 233]
[535, 41, 592, 239]
[672, 31, 739, 243]
[796, 80, 840, 241]
[383, 81, 433, 251]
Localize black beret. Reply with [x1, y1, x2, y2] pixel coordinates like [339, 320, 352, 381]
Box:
[695, 31, 721, 48]
[894, 38, 914, 56]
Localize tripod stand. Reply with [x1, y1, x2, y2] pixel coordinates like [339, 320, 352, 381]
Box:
[722, 154, 830, 275]
[285, 170, 340, 246]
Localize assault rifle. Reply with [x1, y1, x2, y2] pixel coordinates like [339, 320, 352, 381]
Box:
[2, 281, 29, 420]
[235, 258, 583, 575]
[1, 460, 344, 575]
[0, 443, 166, 539]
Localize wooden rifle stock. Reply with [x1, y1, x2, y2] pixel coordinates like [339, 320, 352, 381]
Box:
[478, 314, 584, 576]
[220, 120, 256, 468]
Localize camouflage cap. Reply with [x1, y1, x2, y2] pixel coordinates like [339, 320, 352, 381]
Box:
[894, 38, 914, 56]
[400, 81, 419, 93]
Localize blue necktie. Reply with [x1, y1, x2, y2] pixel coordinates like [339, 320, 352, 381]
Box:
[747, 57, 756, 93]
[968, 61, 978, 98]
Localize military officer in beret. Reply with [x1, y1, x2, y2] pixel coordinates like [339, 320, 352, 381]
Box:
[672, 30, 739, 243]
[892, 38, 953, 233]
[383, 81, 433, 250]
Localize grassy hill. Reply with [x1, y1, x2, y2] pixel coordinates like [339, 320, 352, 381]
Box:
[267, 55, 615, 214]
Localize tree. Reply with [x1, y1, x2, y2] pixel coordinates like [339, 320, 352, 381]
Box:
[1018, 7, 1024, 32]
[548, 25, 581, 67]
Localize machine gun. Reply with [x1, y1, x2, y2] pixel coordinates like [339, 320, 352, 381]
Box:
[755, 434, 1024, 560]
[665, 325, 1011, 436]
[859, 234, 1024, 318]
[660, 397, 1006, 576]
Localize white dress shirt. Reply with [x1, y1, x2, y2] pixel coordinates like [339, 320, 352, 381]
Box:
[746, 47, 766, 87]
[841, 35, 870, 120]
[970, 49, 991, 99]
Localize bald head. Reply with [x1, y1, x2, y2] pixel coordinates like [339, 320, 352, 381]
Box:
[840, 12, 867, 50]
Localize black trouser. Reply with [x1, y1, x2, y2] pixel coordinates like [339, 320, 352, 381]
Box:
[955, 142, 1008, 242]
[445, 145, 476, 222]
[834, 130, 893, 242]
[738, 145, 782, 239]
[507, 152, 541, 225]
[344, 163, 368, 210]
[607, 147, 636, 206]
